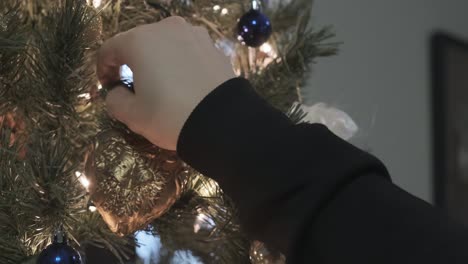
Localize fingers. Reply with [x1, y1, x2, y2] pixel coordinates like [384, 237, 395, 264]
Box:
[97, 16, 189, 87]
[97, 31, 134, 87]
[106, 86, 143, 134]
[159, 16, 188, 25]
[192, 26, 230, 62]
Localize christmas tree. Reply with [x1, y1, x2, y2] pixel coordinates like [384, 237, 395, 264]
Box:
[0, 0, 339, 263]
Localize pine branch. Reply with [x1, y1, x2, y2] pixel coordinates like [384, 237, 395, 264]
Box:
[0, 1, 28, 115]
[251, 20, 339, 111]
[74, 212, 135, 263]
[153, 183, 251, 263]
[0, 3, 130, 261]
[100, 0, 169, 39]
[9, 134, 85, 254]
[26, 0, 96, 120]
[1, 0, 340, 262]
[0, 126, 30, 263]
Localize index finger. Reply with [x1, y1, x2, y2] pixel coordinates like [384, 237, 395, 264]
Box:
[96, 31, 135, 87]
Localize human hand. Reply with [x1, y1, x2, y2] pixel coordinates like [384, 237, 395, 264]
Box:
[97, 16, 235, 150]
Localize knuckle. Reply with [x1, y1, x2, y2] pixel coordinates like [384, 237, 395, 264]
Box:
[165, 16, 187, 24]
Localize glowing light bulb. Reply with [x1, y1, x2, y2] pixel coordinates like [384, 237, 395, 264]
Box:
[213, 5, 221, 11]
[97, 83, 103, 90]
[78, 93, 91, 100]
[252, 0, 259, 10]
[88, 205, 97, 212]
[76, 171, 90, 189]
[260, 43, 272, 54]
[221, 8, 229, 15]
[79, 177, 90, 189]
[92, 0, 102, 8]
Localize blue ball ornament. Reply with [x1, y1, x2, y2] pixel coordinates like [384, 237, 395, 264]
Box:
[237, 9, 272, 47]
[37, 232, 82, 264]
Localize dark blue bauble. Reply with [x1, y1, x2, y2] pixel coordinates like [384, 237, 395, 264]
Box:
[237, 9, 272, 47]
[37, 242, 82, 264]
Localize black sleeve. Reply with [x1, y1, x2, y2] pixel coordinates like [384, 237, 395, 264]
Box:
[177, 78, 468, 263]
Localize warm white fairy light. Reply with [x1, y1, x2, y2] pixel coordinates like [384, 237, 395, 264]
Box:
[258, 43, 278, 68]
[80, 177, 90, 189]
[88, 205, 97, 212]
[260, 42, 278, 59]
[75, 171, 90, 190]
[78, 93, 91, 100]
[221, 8, 229, 15]
[213, 5, 221, 11]
[89, 0, 102, 8]
[260, 43, 272, 53]
[97, 83, 103, 90]
[252, 0, 259, 10]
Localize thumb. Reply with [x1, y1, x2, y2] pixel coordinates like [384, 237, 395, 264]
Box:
[106, 86, 144, 133]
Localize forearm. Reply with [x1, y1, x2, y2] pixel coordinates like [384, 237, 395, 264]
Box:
[178, 78, 468, 263]
[177, 78, 390, 255]
[300, 173, 468, 263]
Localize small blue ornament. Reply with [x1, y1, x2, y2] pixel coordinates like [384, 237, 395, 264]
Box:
[237, 6, 272, 47]
[37, 230, 82, 264]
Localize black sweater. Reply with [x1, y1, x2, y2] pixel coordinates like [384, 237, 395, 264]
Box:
[177, 78, 468, 263]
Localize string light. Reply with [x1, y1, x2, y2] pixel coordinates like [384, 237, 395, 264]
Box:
[221, 8, 229, 15]
[259, 42, 272, 54]
[259, 43, 278, 68]
[87, 199, 97, 212]
[77, 93, 91, 100]
[75, 171, 90, 190]
[213, 5, 221, 11]
[252, 0, 259, 10]
[88, 0, 102, 8]
[88, 205, 97, 212]
[97, 83, 103, 90]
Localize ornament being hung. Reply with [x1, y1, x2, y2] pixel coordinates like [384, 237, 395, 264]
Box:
[37, 229, 82, 264]
[86, 67, 187, 236]
[237, 0, 272, 47]
[85, 128, 186, 236]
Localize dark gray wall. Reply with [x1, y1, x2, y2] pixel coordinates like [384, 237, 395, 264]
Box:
[306, 0, 468, 201]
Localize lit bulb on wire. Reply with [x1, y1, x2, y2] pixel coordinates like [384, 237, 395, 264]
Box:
[88, 0, 102, 8]
[75, 171, 90, 190]
[87, 200, 97, 212]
